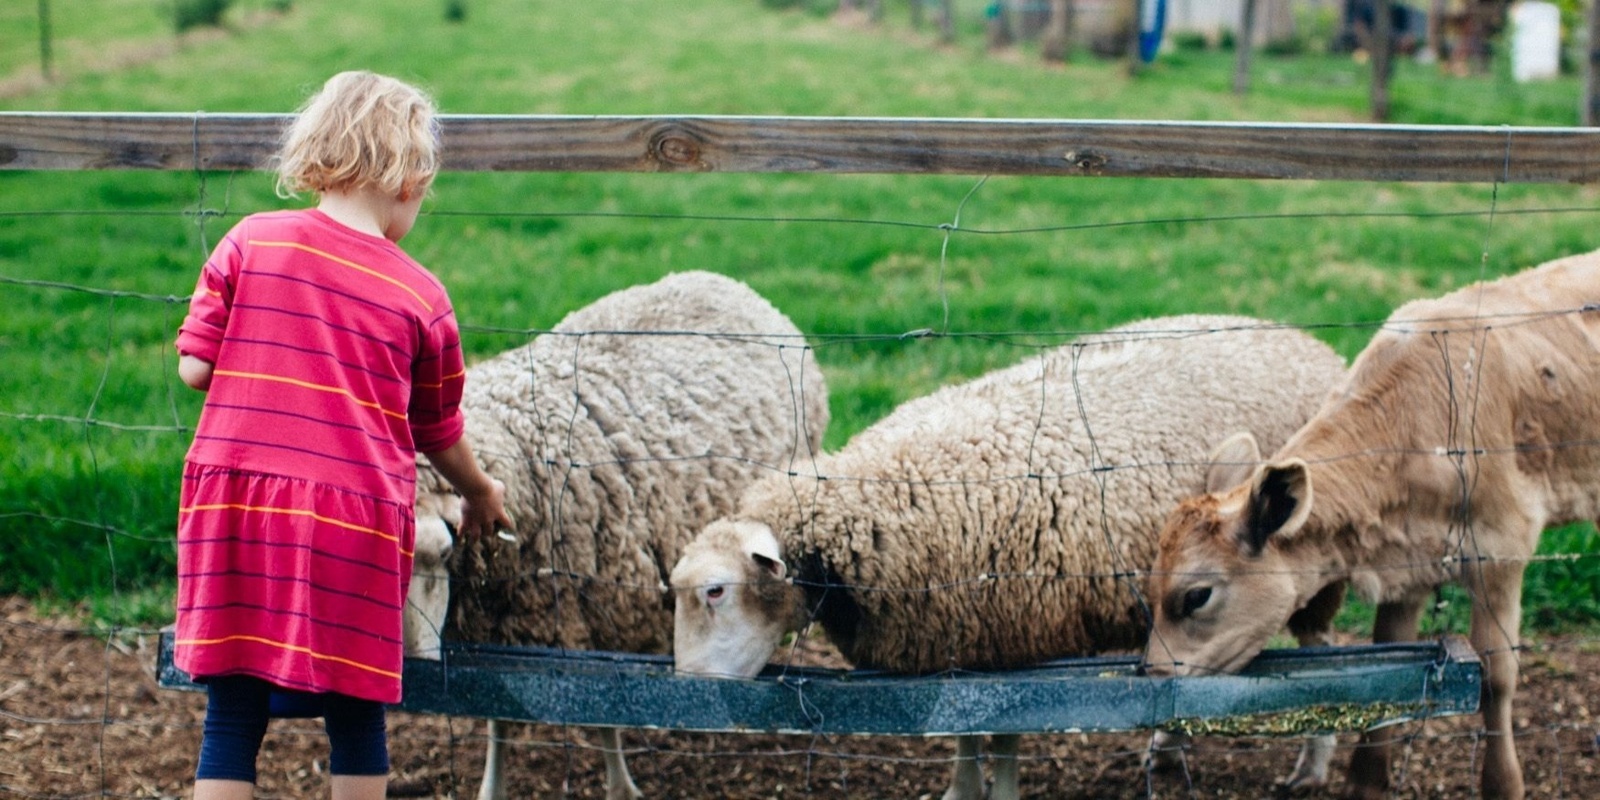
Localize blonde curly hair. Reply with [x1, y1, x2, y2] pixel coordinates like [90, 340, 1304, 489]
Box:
[272, 71, 439, 200]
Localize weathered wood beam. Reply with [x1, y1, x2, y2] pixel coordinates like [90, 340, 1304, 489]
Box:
[4, 112, 1600, 183]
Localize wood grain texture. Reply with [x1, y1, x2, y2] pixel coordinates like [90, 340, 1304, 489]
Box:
[4, 112, 1600, 183]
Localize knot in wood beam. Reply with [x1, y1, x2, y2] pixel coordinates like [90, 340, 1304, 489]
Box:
[649, 126, 706, 171]
[1064, 149, 1107, 174]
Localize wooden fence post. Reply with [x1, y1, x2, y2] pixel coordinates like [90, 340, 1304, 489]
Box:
[987, 0, 1015, 50]
[1371, 0, 1393, 121]
[1042, 0, 1073, 62]
[1426, 0, 1446, 64]
[1586, 0, 1600, 125]
[1233, 0, 1258, 94]
[1126, 0, 1143, 75]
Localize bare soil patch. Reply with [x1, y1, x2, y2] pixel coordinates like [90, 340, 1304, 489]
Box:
[3, 596, 1597, 798]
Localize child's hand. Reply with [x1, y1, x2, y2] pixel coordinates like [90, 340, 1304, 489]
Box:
[421, 439, 511, 540]
[178, 354, 214, 392]
[458, 477, 512, 541]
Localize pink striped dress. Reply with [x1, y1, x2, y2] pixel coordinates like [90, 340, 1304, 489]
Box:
[173, 208, 465, 704]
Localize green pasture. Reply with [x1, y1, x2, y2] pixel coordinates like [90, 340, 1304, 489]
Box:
[2, 0, 1598, 630]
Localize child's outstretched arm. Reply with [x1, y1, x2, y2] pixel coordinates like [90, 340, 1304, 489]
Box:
[422, 438, 511, 540]
[178, 354, 214, 392]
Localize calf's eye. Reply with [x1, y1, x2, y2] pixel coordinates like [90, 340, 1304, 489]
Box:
[1181, 586, 1213, 617]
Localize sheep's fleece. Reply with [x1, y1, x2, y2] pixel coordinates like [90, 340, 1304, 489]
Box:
[416, 270, 828, 654]
[718, 314, 1344, 673]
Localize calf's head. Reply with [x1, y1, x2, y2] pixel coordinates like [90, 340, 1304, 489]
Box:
[1143, 434, 1316, 678]
[671, 519, 801, 678]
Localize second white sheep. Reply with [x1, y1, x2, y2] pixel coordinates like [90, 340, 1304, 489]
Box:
[670, 314, 1347, 800]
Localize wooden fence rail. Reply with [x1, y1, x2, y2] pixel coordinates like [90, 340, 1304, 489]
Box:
[4, 112, 1600, 183]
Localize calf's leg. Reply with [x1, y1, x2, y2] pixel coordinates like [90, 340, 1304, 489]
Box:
[1467, 561, 1526, 800]
[1344, 594, 1427, 800]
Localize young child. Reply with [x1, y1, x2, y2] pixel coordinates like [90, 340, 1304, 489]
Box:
[173, 70, 510, 800]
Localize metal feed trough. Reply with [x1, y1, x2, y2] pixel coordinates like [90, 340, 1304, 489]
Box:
[157, 632, 1479, 736]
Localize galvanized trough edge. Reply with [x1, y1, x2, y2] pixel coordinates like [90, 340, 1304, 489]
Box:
[156, 632, 1479, 736]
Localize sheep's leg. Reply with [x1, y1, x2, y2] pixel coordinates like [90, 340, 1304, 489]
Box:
[1279, 581, 1347, 790]
[941, 735, 985, 800]
[1281, 735, 1336, 792]
[597, 727, 643, 800]
[1466, 561, 1526, 800]
[476, 719, 508, 800]
[1344, 594, 1427, 800]
[987, 734, 1021, 800]
[1142, 730, 1189, 775]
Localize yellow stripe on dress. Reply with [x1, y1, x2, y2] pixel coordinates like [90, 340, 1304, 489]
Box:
[175, 634, 402, 680]
[414, 368, 466, 390]
[212, 369, 408, 421]
[181, 502, 415, 558]
[246, 239, 434, 312]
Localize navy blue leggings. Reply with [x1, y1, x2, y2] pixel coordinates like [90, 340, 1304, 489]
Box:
[196, 675, 389, 782]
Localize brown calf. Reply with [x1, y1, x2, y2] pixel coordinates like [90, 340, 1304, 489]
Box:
[1143, 249, 1600, 800]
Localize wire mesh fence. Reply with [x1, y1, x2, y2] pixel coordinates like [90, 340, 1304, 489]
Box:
[4, 115, 1600, 798]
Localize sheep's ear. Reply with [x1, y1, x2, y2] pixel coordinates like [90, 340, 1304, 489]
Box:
[1240, 459, 1312, 555]
[752, 552, 786, 580]
[739, 523, 787, 579]
[1205, 432, 1261, 493]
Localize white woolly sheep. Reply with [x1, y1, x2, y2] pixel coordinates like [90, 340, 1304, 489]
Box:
[670, 314, 1347, 800]
[1143, 249, 1600, 800]
[407, 270, 829, 800]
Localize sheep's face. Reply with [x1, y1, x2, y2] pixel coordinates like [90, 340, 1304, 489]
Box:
[404, 490, 461, 661]
[671, 520, 795, 678]
[1143, 460, 1312, 678]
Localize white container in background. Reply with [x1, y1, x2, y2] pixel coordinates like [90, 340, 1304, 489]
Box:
[1511, 1, 1561, 82]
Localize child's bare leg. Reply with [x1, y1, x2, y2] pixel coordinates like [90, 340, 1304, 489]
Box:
[331, 775, 387, 800]
[193, 779, 254, 800]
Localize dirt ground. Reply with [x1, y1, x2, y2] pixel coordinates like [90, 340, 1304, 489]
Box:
[3, 595, 1598, 799]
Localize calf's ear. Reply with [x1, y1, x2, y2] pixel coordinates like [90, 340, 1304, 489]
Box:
[1206, 432, 1261, 493]
[1241, 459, 1312, 555]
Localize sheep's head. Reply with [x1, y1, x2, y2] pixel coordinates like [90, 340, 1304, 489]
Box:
[404, 489, 461, 661]
[671, 519, 801, 678]
[1143, 433, 1313, 678]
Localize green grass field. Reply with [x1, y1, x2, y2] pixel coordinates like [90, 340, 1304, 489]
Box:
[2, 0, 1598, 629]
